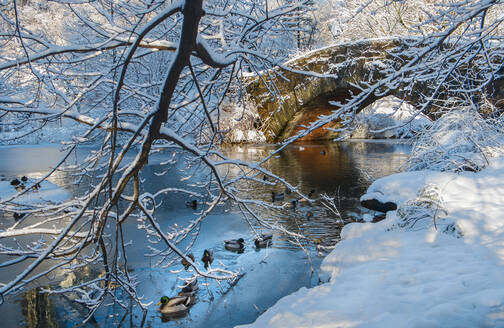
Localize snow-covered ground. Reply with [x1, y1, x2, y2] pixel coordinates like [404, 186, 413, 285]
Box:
[240, 111, 504, 328]
[348, 95, 431, 139]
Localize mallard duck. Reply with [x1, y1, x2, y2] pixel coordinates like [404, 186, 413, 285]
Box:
[201, 249, 213, 269]
[254, 233, 273, 248]
[21, 176, 28, 182]
[181, 279, 198, 293]
[181, 253, 195, 270]
[271, 191, 284, 202]
[32, 183, 41, 191]
[15, 184, 25, 192]
[297, 190, 316, 203]
[10, 178, 20, 186]
[13, 212, 26, 220]
[224, 238, 245, 251]
[157, 295, 193, 317]
[186, 200, 197, 210]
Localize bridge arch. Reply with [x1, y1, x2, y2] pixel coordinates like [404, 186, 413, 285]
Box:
[245, 38, 421, 142]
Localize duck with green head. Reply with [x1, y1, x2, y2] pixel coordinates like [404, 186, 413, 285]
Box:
[224, 238, 245, 252]
[157, 295, 193, 317]
[254, 233, 273, 248]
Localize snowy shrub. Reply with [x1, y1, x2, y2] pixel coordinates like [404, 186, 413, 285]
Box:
[392, 184, 460, 237]
[350, 96, 431, 139]
[404, 109, 504, 172]
[214, 102, 266, 144]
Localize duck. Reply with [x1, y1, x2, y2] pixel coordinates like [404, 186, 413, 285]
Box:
[186, 200, 198, 210]
[181, 253, 195, 270]
[181, 279, 198, 293]
[224, 238, 245, 252]
[10, 178, 20, 186]
[32, 183, 41, 191]
[13, 212, 26, 220]
[15, 184, 25, 192]
[271, 191, 284, 202]
[254, 233, 273, 248]
[263, 175, 269, 181]
[21, 176, 28, 183]
[297, 190, 316, 203]
[157, 295, 193, 317]
[201, 249, 214, 269]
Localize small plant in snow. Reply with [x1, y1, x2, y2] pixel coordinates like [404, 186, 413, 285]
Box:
[404, 109, 504, 173]
[392, 184, 460, 237]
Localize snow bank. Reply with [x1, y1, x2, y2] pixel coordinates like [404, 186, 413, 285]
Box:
[349, 95, 431, 139]
[240, 157, 504, 327]
[404, 109, 504, 172]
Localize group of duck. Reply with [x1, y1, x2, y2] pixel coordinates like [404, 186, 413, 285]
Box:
[224, 232, 273, 251]
[157, 232, 273, 318]
[10, 175, 40, 192]
[272, 187, 316, 211]
[157, 278, 199, 317]
[9, 176, 41, 221]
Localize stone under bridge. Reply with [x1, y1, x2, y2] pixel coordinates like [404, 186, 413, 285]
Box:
[245, 38, 504, 142]
[245, 38, 424, 142]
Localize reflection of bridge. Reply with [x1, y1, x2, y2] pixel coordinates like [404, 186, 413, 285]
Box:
[246, 38, 424, 142]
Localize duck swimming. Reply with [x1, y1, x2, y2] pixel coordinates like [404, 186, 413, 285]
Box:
[201, 249, 214, 269]
[254, 233, 273, 248]
[13, 212, 26, 220]
[10, 178, 20, 186]
[271, 191, 284, 202]
[186, 200, 198, 210]
[181, 253, 195, 270]
[181, 279, 198, 294]
[157, 295, 193, 317]
[297, 190, 316, 203]
[224, 238, 245, 252]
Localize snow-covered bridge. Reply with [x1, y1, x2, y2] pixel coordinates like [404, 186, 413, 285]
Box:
[245, 38, 426, 142]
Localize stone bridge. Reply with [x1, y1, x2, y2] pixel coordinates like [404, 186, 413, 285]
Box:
[245, 38, 426, 142]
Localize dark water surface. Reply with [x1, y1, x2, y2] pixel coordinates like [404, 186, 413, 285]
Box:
[0, 141, 410, 327]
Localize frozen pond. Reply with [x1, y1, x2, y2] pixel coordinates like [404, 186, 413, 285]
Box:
[0, 140, 410, 327]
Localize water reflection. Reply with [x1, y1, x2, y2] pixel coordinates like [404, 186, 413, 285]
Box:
[0, 140, 410, 328]
[21, 288, 57, 328]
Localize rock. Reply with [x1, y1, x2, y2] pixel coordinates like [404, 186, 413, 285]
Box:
[372, 214, 387, 223]
[361, 198, 397, 213]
